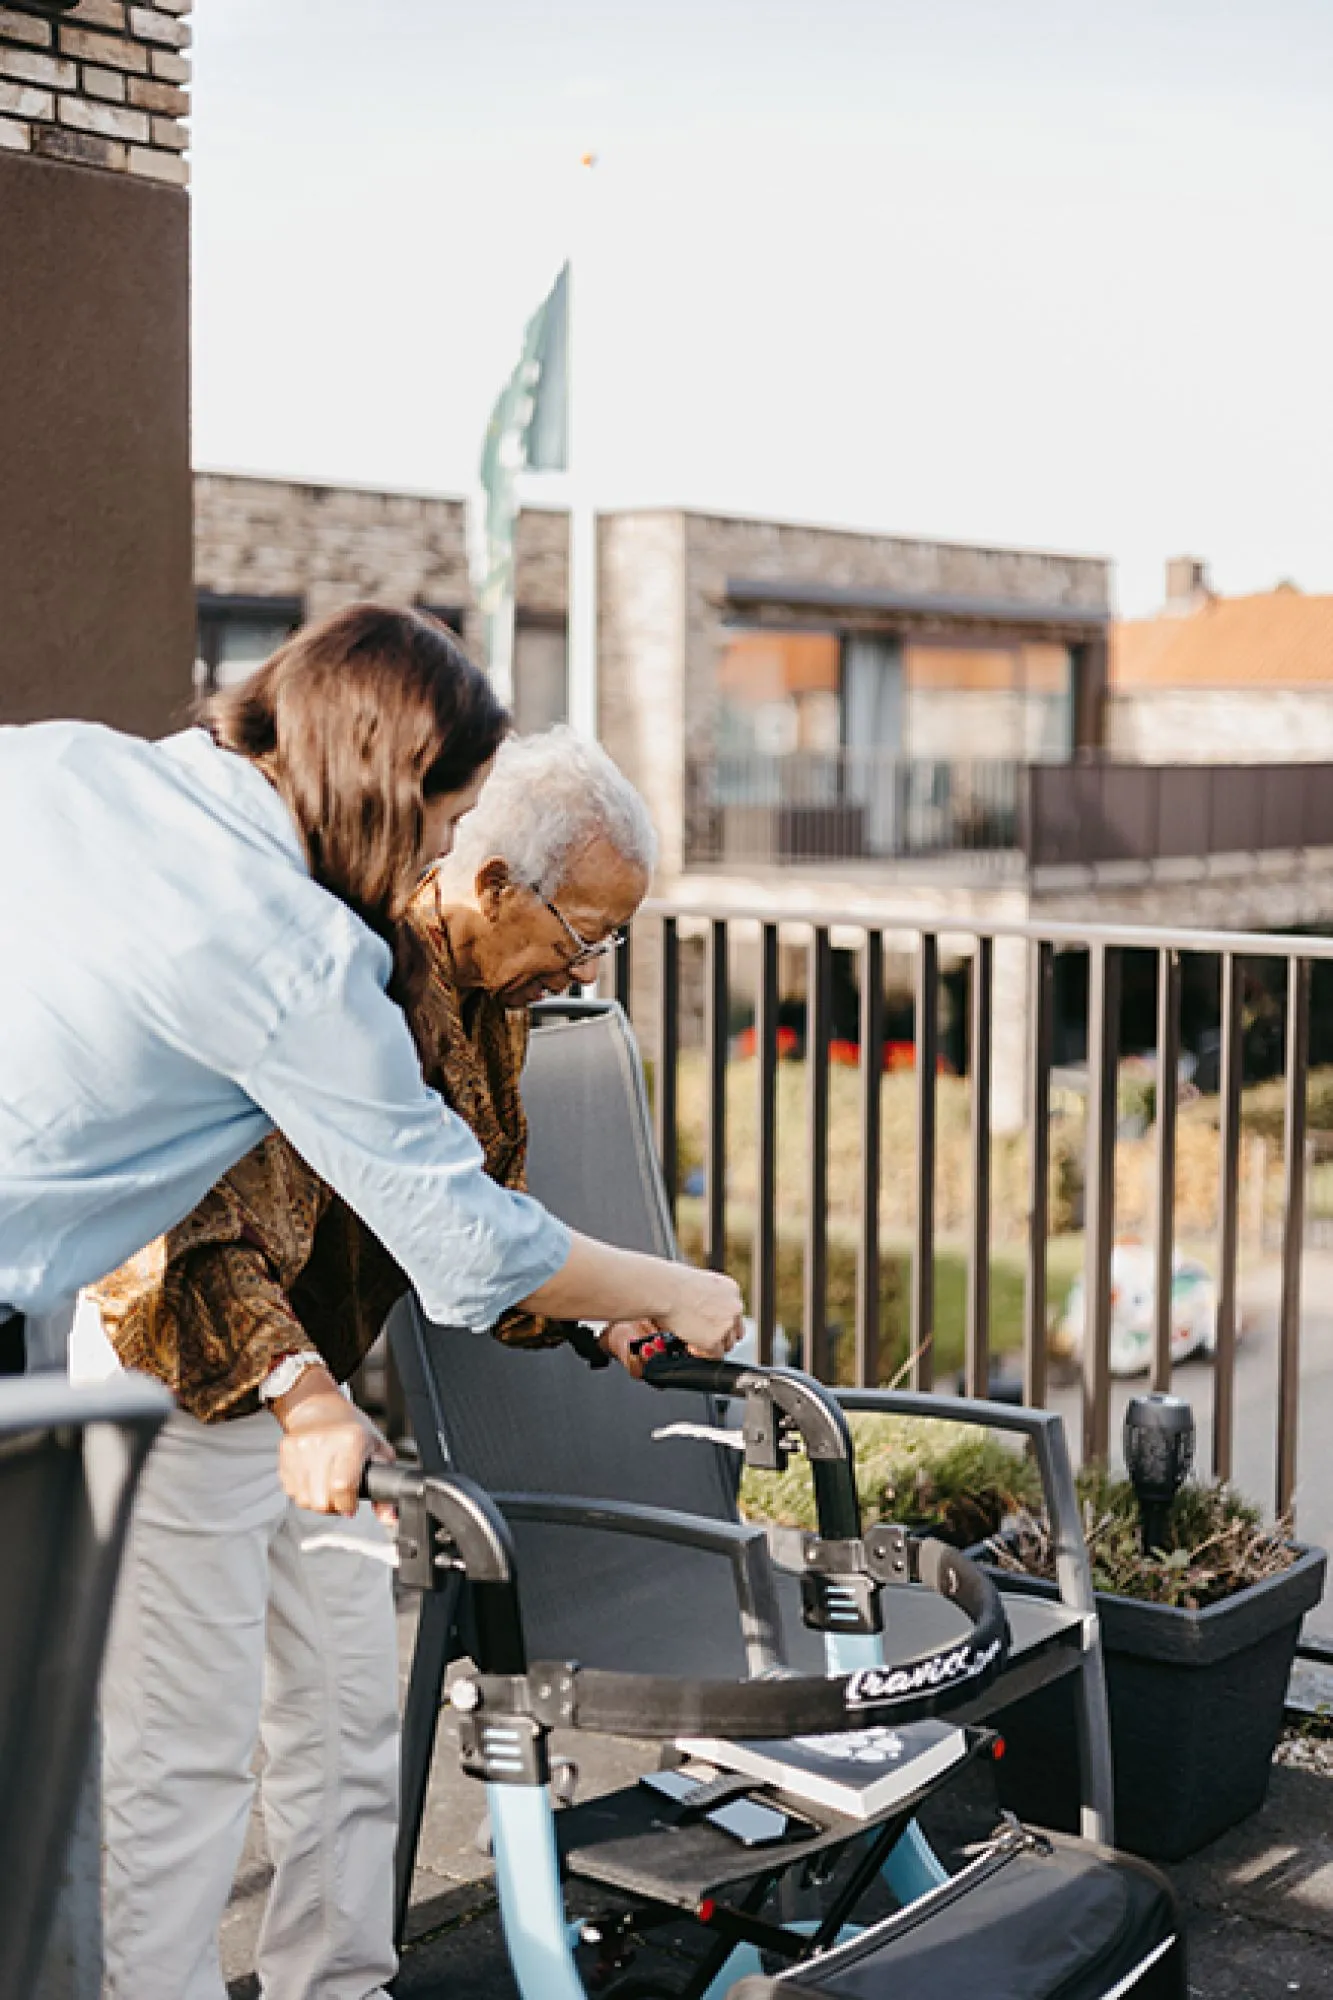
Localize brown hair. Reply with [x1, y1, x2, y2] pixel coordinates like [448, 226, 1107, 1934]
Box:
[203, 603, 509, 941]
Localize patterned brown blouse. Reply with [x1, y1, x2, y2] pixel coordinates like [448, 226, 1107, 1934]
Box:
[88, 883, 572, 1422]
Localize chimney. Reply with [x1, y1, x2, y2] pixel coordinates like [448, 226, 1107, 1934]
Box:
[1164, 556, 1210, 614]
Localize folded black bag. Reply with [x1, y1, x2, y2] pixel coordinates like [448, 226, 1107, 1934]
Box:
[728, 1821, 1184, 2000]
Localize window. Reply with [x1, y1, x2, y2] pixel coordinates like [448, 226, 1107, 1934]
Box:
[513, 616, 568, 733]
[415, 604, 466, 637]
[195, 595, 303, 694]
[716, 630, 841, 758]
[902, 641, 1073, 762]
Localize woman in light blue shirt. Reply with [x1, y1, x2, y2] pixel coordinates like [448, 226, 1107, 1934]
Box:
[0, 604, 743, 1489]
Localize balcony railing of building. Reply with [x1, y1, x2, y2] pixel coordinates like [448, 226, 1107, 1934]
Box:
[683, 753, 1333, 873]
[611, 902, 1333, 1564]
[686, 752, 1021, 868]
[1026, 760, 1333, 871]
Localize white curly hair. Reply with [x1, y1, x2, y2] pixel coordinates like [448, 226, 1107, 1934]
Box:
[435, 726, 657, 899]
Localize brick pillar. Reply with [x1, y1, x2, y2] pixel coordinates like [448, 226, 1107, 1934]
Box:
[0, 1, 192, 733]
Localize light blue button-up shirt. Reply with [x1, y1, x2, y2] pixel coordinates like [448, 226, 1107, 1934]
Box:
[0, 721, 570, 1323]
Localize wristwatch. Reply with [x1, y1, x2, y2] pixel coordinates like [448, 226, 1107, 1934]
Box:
[259, 1350, 325, 1402]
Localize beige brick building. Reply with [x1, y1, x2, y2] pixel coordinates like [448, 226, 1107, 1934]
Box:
[192, 473, 1333, 1132]
[192, 472, 1123, 1131]
[1107, 559, 1333, 765]
[193, 472, 569, 735]
[193, 472, 1111, 877]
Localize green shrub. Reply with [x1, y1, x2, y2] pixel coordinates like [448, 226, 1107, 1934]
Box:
[674, 1209, 1079, 1385]
[740, 1413, 1041, 1545]
[1118, 1074, 1156, 1132]
[1187, 1065, 1333, 1144]
[740, 1421, 1298, 1610]
[986, 1470, 1296, 1609]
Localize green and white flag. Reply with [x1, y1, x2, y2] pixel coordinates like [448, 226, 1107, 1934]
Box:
[469, 262, 569, 699]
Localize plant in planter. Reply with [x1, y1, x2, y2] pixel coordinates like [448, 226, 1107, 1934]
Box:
[741, 1396, 1326, 1863]
[740, 1411, 1042, 1549]
[977, 1395, 1325, 1863]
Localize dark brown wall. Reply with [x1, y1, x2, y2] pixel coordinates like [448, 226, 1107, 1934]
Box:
[0, 152, 192, 735]
[1073, 633, 1110, 751]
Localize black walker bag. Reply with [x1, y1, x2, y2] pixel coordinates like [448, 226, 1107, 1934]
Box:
[729, 1822, 1184, 2000]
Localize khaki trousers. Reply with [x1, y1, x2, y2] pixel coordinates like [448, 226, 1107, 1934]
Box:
[88, 1358, 399, 2000]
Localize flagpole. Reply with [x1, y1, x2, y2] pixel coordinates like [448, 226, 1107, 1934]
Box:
[566, 156, 599, 740]
[487, 591, 516, 709]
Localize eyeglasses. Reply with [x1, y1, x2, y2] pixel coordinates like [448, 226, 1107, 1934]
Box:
[536, 891, 627, 967]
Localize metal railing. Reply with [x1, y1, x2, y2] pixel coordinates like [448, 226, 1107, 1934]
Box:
[684, 753, 1021, 866]
[682, 754, 1333, 874]
[614, 901, 1333, 1535]
[1028, 761, 1333, 871]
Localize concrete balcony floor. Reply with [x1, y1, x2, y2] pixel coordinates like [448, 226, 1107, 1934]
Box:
[219, 1600, 1333, 2000]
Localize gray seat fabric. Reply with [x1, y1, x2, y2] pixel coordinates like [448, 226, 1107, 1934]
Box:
[391, 998, 765, 1678]
[0, 1372, 169, 1999]
[388, 996, 1113, 1944]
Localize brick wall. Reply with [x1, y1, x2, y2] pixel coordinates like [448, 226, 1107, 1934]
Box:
[1032, 852, 1333, 933]
[513, 506, 569, 621]
[1107, 688, 1333, 764]
[195, 473, 472, 615]
[194, 473, 569, 670]
[0, 0, 189, 184]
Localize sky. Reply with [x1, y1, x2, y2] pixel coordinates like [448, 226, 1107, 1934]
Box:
[191, 0, 1333, 617]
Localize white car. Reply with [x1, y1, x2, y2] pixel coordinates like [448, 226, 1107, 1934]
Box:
[1058, 1242, 1219, 1377]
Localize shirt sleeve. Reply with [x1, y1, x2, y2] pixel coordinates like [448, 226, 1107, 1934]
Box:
[87, 1136, 327, 1424]
[236, 939, 571, 1333]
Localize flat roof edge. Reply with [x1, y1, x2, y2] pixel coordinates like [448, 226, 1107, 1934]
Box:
[725, 577, 1110, 625]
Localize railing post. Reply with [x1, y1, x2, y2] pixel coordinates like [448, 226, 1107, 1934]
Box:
[804, 928, 833, 1381]
[1082, 941, 1122, 1464]
[754, 924, 780, 1367]
[614, 920, 632, 1016]
[966, 937, 993, 1398]
[655, 917, 679, 1224]
[1024, 939, 1054, 1408]
[856, 929, 885, 1390]
[1022, 764, 1037, 873]
[1278, 956, 1312, 1522]
[912, 934, 939, 1391]
[1151, 948, 1182, 1391]
[704, 919, 729, 1273]
[1212, 952, 1244, 1483]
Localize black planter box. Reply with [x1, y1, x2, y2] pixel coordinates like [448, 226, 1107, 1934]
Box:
[983, 1544, 1326, 1862]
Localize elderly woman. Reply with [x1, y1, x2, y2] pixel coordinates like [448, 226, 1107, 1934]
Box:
[74, 729, 663, 2000]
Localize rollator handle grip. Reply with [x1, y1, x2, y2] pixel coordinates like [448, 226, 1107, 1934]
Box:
[360, 1459, 427, 1507]
[633, 1330, 749, 1396]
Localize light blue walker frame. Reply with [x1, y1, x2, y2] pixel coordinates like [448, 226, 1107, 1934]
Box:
[485, 1622, 949, 2000]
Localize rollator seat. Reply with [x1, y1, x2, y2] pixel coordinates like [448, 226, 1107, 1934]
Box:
[554, 1735, 989, 1908]
[728, 1828, 1182, 1999]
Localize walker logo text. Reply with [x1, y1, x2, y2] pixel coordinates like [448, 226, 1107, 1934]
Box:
[845, 1637, 1003, 1707]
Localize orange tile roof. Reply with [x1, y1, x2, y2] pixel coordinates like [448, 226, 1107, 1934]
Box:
[1112, 590, 1333, 689]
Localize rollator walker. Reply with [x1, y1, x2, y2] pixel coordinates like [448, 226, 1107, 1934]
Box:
[372, 1332, 1185, 1998]
[373, 991, 1187, 1999]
